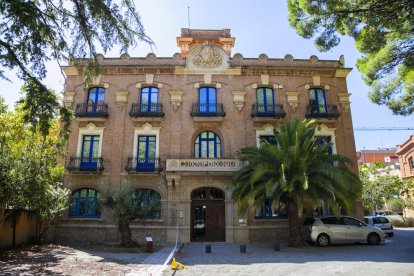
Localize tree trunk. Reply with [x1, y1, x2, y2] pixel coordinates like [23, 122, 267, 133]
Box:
[287, 200, 304, 247]
[118, 218, 136, 247]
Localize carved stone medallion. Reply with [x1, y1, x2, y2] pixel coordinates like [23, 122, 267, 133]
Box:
[187, 44, 229, 72]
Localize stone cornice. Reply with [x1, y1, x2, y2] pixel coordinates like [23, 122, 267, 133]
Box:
[62, 65, 351, 78]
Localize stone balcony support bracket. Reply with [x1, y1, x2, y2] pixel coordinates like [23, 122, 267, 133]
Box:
[115, 91, 129, 112]
[169, 90, 184, 111]
[232, 91, 246, 111]
[338, 92, 351, 113]
[285, 91, 301, 112]
[63, 91, 76, 109]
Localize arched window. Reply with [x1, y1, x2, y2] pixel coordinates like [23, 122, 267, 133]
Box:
[140, 87, 159, 112]
[132, 189, 161, 219]
[87, 87, 105, 113]
[198, 87, 217, 112]
[194, 131, 222, 158]
[69, 188, 101, 218]
[256, 87, 275, 114]
[308, 88, 327, 114]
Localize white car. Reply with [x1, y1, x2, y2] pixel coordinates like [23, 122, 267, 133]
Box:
[364, 216, 394, 237]
[302, 216, 385, 247]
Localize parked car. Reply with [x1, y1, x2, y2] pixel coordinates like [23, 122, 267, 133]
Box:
[302, 216, 385, 247]
[374, 210, 401, 216]
[364, 216, 394, 237]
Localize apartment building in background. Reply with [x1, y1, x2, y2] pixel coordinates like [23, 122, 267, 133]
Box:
[56, 28, 362, 244]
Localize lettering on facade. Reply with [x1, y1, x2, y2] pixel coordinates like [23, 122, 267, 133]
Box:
[179, 160, 237, 168]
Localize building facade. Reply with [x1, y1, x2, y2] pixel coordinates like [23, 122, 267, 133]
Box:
[397, 135, 414, 180]
[56, 29, 362, 244]
[357, 149, 398, 166]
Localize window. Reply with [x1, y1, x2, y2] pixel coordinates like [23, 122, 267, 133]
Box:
[410, 157, 414, 170]
[80, 135, 100, 171]
[317, 136, 333, 155]
[256, 197, 288, 219]
[198, 87, 217, 112]
[87, 87, 105, 113]
[256, 87, 275, 114]
[259, 135, 277, 147]
[136, 135, 156, 171]
[194, 131, 222, 158]
[132, 189, 161, 220]
[69, 188, 101, 218]
[309, 88, 327, 114]
[140, 87, 159, 112]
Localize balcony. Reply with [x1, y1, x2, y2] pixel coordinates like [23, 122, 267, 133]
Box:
[67, 157, 104, 173]
[125, 157, 162, 173]
[305, 104, 340, 119]
[251, 104, 286, 119]
[190, 103, 225, 122]
[166, 158, 243, 173]
[129, 103, 165, 122]
[75, 103, 109, 120]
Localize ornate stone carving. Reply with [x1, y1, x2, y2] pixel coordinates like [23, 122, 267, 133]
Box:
[192, 45, 223, 68]
[115, 91, 128, 112]
[232, 91, 246, 111]
[338, 92, 351, 113]
[187, 44, 229, 72]
[63, 91, 75, 109]
[286, 91, 301, 112]
[169, 91, 183, 111]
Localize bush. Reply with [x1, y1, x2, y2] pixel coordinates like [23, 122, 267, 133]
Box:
[386, 215, 414, 227]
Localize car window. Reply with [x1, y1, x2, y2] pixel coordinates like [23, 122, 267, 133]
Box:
[364, 218, 369, 223]
[342, 217, 361, 226]
[378, 217, 389, 223]
[372, 217, 380, 224]
[303, 218, 315, 226]
[321, 217, 340, 225]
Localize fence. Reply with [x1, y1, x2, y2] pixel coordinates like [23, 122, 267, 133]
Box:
[0, 208, 37, 248]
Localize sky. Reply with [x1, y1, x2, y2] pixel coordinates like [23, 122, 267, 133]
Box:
[0, 0, 412, 150]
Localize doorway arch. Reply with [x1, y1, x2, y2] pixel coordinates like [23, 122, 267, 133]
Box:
[191, 187, 225, 242]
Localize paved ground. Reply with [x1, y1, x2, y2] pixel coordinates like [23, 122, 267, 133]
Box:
[164, 228, 414, 276]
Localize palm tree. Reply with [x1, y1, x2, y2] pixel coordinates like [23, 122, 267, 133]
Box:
[232, 119, 361, 247]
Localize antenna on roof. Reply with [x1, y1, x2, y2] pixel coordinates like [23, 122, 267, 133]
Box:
[187, 6, 191, 29]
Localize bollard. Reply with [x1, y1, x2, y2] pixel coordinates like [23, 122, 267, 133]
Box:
[240, 244, 246, 253]
[206, 244, 211, 253]
[274, 242, 280, 251]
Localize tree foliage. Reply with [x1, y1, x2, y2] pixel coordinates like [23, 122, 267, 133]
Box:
[0, 96, 71, 243]
[0, 0, 153, 133]
[232, 119, 361, 247]
[288, 0, 414, 115]
[359, 164, 403, 214]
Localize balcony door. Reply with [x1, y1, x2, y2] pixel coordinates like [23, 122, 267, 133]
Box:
[309, 88, 327, 114]
[191, 187, 225, 242]
[199, 87, 217, 113]
[87, 87, 105, 113]
[256, 87, 275, 114]
[140, 87, 159, 112]
[80, 135, 100, 171]
[137, 135, 156, 171]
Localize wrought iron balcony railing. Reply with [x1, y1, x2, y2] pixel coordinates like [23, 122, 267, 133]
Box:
[67, 157, 104, 173]
[125, 157, 162, 173]
[190, 103, 225, 117]
[305, 104, 340, 119]
[129, 103, 165, 118]
[75, 103, 109, 118]
[251, 104, 286, 118]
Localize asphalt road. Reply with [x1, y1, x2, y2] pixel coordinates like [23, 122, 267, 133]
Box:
[166, 228, 414, 276]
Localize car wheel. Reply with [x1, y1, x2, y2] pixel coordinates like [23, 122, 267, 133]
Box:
[316, 234, 330, 247]
[367, 233, 380, 245]
[388, 233, 394, 237]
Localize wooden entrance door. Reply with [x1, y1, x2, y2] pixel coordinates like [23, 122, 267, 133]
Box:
[191, 187, 225, 242]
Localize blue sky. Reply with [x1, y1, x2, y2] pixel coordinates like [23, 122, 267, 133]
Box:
[0, 0, 412, 150]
